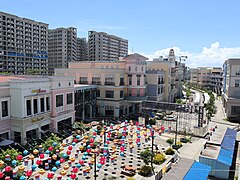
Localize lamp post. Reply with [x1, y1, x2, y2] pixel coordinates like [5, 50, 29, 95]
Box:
[174, 106, 180, 147]
[150, 128, 154, 169]
[94, 153, 97, 180]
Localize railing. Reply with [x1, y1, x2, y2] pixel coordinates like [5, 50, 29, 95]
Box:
[79, 81, 89, 84]
[104, 82, 115, 86]
[92, 81, 102, 85]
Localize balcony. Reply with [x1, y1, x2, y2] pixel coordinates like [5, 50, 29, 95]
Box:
[104, 81, 115, 86]
[79, 81, 89, 84]
[92, 81, 101, 85]
[125, 96, 147, 101]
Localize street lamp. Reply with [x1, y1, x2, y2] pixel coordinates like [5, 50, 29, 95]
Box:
[150, 128, 154, 169]
[174, 106, 181, 147]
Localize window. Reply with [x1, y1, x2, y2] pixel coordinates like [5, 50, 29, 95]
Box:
[158, 87, 161, 94]
[129, 66, 131, 71]
[231, 106, 240, 116]
[142, 66, 144, 71]
[69, 82, 71, 86]
[67, 93, 73, 104]
[135, 66, 137, 71]
[40, 98, 44, 112]
[128, 75, 132, 85]
[46, 97, 50, 111]
[137, 75, 141, 85]
[96, 90, 100, 97]
[1, 101, 8, 117]
[26, 100, 31, 116]
[120, 77, 124, 86]
[56, 95, 63, 107]
[58, 83, 61, 87]
[33, 99, 38, 114]
[235, 80, 240, 87]
[105, 91, 114, 98]
[120, 91, 124, 98]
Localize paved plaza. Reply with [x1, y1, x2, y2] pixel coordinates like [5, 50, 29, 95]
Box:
[5, 121, 179, 180]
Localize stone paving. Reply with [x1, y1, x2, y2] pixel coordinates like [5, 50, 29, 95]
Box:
[13, 122, 176, 180]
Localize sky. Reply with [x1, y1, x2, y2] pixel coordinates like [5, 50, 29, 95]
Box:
[1, 0, 240, 67]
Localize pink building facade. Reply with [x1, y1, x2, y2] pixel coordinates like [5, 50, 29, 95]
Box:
[0, 75, 75, 145]
[55, 53, 148, 118]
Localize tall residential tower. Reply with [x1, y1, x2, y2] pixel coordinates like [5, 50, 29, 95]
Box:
[88, 31, 128, 61]
[48, 27, 77, 75]
[0, 11, 48, 75]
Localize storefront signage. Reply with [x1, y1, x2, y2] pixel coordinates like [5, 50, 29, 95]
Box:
[32, 89, 46, 93]
[31, 116, 44, 123]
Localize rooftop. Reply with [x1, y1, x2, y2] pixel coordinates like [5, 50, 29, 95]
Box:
[200, 143, 220, 159]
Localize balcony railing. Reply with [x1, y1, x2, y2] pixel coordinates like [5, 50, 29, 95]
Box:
[79, 81, 89, 84]
[104, 82, 115, 86]
[92, 81, 102, 85]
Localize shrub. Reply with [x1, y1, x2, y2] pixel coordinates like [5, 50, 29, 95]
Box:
[127, 178, 135, 180]
[153, 153, 166, 165]
[165, 148, 175, 155]
[166, 138, 174, 145]
[138, 165, 152, 177]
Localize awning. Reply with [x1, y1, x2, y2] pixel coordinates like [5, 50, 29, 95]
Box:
[0, 139, 14, 146]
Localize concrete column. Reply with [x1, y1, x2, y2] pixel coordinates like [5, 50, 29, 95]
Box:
[90, 105, 93, 119]
[21, 127, 27, 146]
[31, 97, 34, 115]
[82, 104, 85, 120]
[115, 106, 119, 118]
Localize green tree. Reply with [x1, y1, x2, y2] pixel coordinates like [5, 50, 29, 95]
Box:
[166, 138, 174, 146]
[140, 148, 153, 165]
[0, 148, 22, 166]
[41, 133, 61, 155]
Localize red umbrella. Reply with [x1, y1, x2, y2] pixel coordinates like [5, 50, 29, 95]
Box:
[70, 173, 76, 179]
[26, 170, 33, 177]
[0, 172, 4, 178]
[16, 155, 23, 161]
[5, 166, 12, 172]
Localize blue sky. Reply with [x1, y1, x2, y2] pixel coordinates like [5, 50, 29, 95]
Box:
[1, 0, 240, 67]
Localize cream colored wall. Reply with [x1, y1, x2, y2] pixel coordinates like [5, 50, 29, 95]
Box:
[147, 61, 170, 102]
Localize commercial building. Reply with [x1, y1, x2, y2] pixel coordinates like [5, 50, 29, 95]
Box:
[222, 58, 240, 118]
[88, 31, 128, 61]
[0, 11, 48, 75]
[76, 38, 88, 61]
[48, 27, 77, 75]
[199, 127, 236, 179]
[190, 67, 223, 94]
[74, 84, 97, 120]
[0, 75, 75, 145]
[55, 53, 147, 118]
[147, 49, 185, 102]
[146, 69, 165, 102]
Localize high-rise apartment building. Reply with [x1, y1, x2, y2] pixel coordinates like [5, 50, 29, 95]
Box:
[48, 27, 77, 75]
[76, 38, 88, 61]
[0, 11, 48, 75]
[88, 31, 128, 61]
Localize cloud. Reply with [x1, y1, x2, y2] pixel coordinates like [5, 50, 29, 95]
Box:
[144, 42, 240, 68]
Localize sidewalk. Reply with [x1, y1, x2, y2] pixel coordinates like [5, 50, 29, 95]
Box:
[211, 98, 238, 127]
